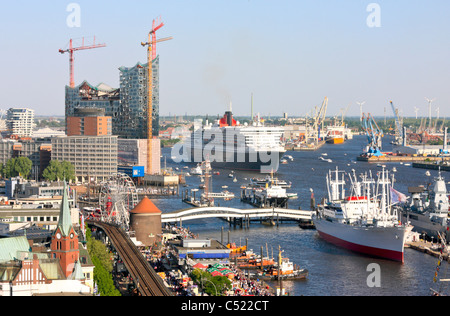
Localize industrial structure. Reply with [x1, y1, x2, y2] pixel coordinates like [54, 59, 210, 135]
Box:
[59, 37, 106, 89]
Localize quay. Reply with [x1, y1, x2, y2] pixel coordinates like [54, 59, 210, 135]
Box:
[412, 162, 450, 171]
[286, 140, 326, 151]
[407, 240, 449, 262]
[357, 154, 450, 163]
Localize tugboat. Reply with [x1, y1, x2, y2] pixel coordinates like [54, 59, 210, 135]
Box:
[399, 170, 450, 239]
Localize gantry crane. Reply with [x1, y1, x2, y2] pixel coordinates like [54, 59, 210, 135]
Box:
[361, 113, 384, 156]
[59, 37, 106, 88]
[141, 18, 172, 174]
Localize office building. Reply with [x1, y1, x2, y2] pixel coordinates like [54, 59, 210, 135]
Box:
[51, 135, 118, 183]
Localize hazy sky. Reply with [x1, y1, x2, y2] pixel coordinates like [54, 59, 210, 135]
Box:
[1, 1, 449, 119]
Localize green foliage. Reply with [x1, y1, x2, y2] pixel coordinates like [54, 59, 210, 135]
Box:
[190, 269, 231, 296]
[0, 157, 32, 178]
[86, 226, 120, 296]
[92, 256, 121, 296]
[42, 160, 75, 181]
[88, 238, 113, 273]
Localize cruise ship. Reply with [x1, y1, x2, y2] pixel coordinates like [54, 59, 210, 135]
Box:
[177, 110, 285, 173]
[314, 167, 413, 262]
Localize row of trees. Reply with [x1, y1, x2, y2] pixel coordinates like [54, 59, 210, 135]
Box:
[0, 157, 76, 181]
[85, 227, 121, 296]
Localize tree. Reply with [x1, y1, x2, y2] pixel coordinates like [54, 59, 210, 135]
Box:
[86, 226, 120, 296]
[0, 157, 32, 179]
[42, 160, 75, 181]
[14, 157, 32, 178]
[190, 269, 231, 296]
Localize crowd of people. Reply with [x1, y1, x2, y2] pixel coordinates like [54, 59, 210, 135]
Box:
[136, 223, 274, 296]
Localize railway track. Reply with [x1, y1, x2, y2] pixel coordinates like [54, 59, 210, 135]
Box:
[88, 220, 172, 296]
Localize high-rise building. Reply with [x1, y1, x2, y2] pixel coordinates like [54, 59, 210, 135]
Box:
[118, 57, 160, 138]
[64, 57, 160, 139]
[7, 108, 35, 137]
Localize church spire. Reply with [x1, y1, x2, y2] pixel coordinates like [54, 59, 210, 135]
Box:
[57, 181, 73, 236]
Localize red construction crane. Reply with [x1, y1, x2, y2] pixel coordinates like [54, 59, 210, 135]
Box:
[141, 18, 172, 174]
[59, 37, 106, 88]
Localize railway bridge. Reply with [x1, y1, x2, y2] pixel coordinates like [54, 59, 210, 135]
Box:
[87, 220, 172, 296]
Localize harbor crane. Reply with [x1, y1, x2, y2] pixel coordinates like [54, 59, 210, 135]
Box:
[361, 113, 384, 157]
[59, 37, 106, 88]
[389, 101, 403, 145]
[425, 97, 436, 131]
[357, 101, 365, 121]
[141, 18, 172, 175]
[305, 97, 328, 144]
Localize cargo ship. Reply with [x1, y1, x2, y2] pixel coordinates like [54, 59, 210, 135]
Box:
[325, 126, 346, 144]
[314, 167, 413, 262]
[178, 109, 285, 173]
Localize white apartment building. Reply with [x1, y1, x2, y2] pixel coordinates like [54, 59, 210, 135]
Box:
[7, 108, 35, 137]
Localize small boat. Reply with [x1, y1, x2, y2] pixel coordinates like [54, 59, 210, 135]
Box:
[280, 159, 288, 164]
[255, 247, 308, 281]
[233, 177, 237, 183]
[227, 243, 247, 254]
[262, 218, 276, 226]
[286, 192, 298, 199]
[236, 254, 276, 270]
[319, 156, 332, 163]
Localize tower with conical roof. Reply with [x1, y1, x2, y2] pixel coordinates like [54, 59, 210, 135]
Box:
[129, 196, 162, 246]
[50, 182, 79, 278]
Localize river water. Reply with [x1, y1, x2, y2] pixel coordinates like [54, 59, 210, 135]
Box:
[153, 135, 449, 296]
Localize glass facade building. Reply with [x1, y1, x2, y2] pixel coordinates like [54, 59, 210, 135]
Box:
[64, 57, 160, 139]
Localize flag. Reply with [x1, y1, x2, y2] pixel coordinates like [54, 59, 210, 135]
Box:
[390, 187, 407, 204]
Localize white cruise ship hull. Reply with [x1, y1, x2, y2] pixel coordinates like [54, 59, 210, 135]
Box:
[314, 217, 411, 262]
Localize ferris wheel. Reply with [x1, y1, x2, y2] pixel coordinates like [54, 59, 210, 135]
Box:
[99, 173, 138, 230]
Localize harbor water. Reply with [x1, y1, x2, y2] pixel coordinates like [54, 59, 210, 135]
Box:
[154, 135, 449, 296]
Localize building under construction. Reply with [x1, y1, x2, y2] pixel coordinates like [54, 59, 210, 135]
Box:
[65, 57, 160, 139]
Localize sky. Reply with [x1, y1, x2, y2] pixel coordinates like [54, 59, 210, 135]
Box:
[1, 0, 449, 119]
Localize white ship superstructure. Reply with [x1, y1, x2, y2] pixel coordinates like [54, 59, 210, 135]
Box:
[180, 110, 285, 172]
[314, 167, 412, 262]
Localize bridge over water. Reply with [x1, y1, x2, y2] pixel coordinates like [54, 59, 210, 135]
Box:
[161, 206, 313, 226]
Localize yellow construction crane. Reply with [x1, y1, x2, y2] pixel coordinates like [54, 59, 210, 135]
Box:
[140, 19, 172, 174]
